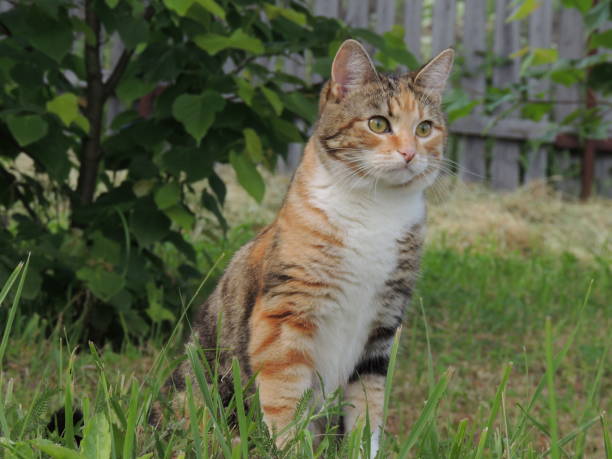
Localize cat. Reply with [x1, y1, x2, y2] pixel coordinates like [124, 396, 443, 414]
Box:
[156, 39, 454, 456]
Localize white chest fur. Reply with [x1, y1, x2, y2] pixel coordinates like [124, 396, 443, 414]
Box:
[307, 169, 425, 392]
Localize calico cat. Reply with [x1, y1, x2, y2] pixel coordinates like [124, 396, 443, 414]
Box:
[159, 39, 454, 455]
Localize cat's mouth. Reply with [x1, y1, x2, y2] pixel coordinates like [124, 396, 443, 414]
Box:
[384, 163, 439, 188]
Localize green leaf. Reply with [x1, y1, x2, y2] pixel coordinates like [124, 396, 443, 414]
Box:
[116, 15, 149, 49]
[27, 13, 73, 62]
[6, 115, 48, 147]
[263, 4, 306, 26]
[80, 413, 111, 459]
[74, 114, 90, 134]
[234, 77, 255, 106]
[521, 48, 558, 75]
[163, 0, 225, 18]
[229, 151, 265, 203]
[550, 67, 584, 86]
[243, 128, 263, 162]
[131, 198, 171, 246]
[106, 0, 119, 8]
[132, 179, 156, 197]
[261, 87, 283, 115]
[164, 204, 195, 230]
[507, 0, 541, 22]
[145, 282, 174, 323]
[283, 92, 318, 124]
[561, 0, 592, 13]
[116, 78, 155, 105]
[46, 93, 79, 127]
[522, 102, 552, 121]
[194, 29, 264, 55]
[172, 91, 226, 145]
[154, 182, 181, 210]
[76, 267, 125, 302]
[194, 0, 225, 19]
[589, 29, 612, 49]
[91, 232, 121, 265]
[32, 439, 83, 459]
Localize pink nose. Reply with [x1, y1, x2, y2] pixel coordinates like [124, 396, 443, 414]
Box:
[399, 149, 416, 163]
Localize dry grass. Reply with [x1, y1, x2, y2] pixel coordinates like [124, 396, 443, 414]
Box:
[215, 164, 612, 263]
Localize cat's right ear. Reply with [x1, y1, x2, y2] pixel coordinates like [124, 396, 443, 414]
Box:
[330, 39, 377, 100]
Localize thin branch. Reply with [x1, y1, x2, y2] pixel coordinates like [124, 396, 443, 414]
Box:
[103, 48, 134, 99]
[102, 6, 154, 100]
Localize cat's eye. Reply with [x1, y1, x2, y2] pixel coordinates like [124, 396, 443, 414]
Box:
[415, 120, 433, 137]
[368, 116, 391, 134]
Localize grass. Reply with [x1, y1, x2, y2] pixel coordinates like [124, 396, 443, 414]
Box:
[0, 182, 610, 458]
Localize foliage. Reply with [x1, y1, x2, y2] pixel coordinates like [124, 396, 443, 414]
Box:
[496, 1, 611, 141]
[0, 0, 406, 343]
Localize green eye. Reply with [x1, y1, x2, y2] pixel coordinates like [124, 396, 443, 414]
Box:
[416, 120, 433, 137]
[368, 116, 391, 134]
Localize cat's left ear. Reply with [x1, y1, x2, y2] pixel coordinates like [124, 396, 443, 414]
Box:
[413, 48, 454, 100]
[330, 39, 377, 100]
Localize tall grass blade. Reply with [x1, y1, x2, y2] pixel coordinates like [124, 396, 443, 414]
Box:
[63, 350, 77, 449]
[511, 282, 592, 445]
[231, 358, 249, 459]
[474, 362, 512, 459]
[186, 376, 202, 459]
[542, 415, 600, 456]
[601, 413, 611, 458]
[398, 367, 453, 457]
[0, 257, 29, 373]
[122, 381, 139, 459]
[449, 418, 467, 459]
[545, 317, 560, 459]
[575, 341, 609, 457]
[382, 326, 402, 445]
[186, 344, 231, 458]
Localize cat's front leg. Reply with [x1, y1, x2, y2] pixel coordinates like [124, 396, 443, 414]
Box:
[344, 360, 388, 459]
[249, 309, 316, 449]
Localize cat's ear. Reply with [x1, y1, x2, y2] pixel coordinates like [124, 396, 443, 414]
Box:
[330, 39, 377, 99]
[413, 48, 454, 100]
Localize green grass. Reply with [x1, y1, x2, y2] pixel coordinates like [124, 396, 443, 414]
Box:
[0, 239, 610, 458]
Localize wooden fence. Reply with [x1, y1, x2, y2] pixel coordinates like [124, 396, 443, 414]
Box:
[279, 0, 612, 197]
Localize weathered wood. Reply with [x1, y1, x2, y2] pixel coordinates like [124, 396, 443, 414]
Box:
[431, 0, 456, 53]
[346, 0, 369, 28]
[451, 117, 551, 141]
[490, 0, 521, 190]
[376, 0, 395, 33]
[404, 0, 423, 61]
[457, 0, 487, 183]
[594, 157, 612, 198]
[554, 8, 583, 122]
[314, 0, 339, 18]
[524, 0, 553, 182]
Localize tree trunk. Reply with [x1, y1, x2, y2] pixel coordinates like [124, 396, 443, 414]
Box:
[75, 0, 105, 207]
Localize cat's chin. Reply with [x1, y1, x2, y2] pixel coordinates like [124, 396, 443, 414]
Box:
[379, 167, 439, 190]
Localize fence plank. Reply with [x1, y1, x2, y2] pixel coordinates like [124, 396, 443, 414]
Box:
[553, 7, 585, 193]
[376, 0, 396, 33]
[490, 0, 521, 190]
[314, 0, 339, 18]
[431, 0, 456, 53]
[346, 0, 369, 28]
[457, 0, 487, 183]
[554, 7, 584, 122]
[404, 0, 423, 62]
[525, 0, 553, 182]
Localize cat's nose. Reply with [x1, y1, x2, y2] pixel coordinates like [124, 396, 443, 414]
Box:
[398, 149, 416, 163]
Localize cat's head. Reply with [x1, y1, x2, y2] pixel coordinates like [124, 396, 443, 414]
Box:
[316, 39, 454, 191]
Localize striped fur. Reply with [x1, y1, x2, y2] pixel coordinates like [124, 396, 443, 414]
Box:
[156, 40, 453, 455]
